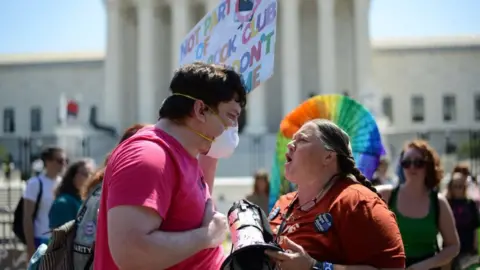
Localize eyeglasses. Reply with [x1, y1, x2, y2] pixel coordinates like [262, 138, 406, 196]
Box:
[401, 159, 426, 169]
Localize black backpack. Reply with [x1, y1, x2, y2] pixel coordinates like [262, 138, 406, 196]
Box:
[13, 177, 43, 244]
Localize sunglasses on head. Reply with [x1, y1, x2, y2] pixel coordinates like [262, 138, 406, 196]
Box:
[401, 159, 426, 169]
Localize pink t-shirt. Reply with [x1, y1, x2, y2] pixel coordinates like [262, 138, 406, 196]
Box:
[94, 126, 225, 270]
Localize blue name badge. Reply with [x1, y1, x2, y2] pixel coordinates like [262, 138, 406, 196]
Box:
[314, 213, 333, 233]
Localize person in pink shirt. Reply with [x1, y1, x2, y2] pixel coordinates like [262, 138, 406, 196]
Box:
[94, 62, 247, 270]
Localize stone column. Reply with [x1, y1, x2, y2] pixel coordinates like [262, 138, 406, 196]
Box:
[155, 3, 170, 110]
[353, 0, 372, 101]
[244, 85, 268, 134]
[137, 0, 159, 123]
[104, 0, 125, 131]
[280, 0, 301, 116]
[122, 6, 138, 128]
[318, 0, 336, 94]
[171, 0, 190, 70]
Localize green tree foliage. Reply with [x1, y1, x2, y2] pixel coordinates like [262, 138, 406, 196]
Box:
[459, 140, 480, 159]
[0, 144, 7, 162]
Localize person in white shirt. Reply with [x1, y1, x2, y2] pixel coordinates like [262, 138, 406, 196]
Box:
[23, 146, 67, 259]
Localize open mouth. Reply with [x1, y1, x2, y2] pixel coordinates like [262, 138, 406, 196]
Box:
[285, 153, 292, 163]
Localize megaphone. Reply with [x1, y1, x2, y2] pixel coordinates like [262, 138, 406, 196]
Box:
[220, 199, 282, 270]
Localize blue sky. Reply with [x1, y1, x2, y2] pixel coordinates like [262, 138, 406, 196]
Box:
[0, 0, 479, 54]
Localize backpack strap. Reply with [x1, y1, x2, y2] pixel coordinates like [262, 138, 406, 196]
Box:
[431, 189, 440, 251]
[432, 190, 440, 228]
[84, 242, 95, 270]
[76, 184, 101, 224]
[33, 177, 43, 219]
[388, 186, 400, 208]
[74, 185, 100, 269]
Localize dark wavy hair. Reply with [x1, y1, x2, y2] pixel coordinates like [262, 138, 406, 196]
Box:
[400, 139, 443, 190]
[312, 119, 378, 196]
[55, 160, 87, 198]
[80, 123, 147, 199]
[159, 62, 247, 122]
[41, 146, 63, 162]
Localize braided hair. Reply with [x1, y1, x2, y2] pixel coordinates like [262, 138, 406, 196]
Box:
[312, 119, 379, 196]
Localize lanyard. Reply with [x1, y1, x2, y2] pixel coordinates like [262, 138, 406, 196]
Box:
[274, 173, 340, 243]
[274, 199, 296, 243]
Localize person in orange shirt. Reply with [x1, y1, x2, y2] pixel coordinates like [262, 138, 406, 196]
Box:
[265, 119, 405, 270]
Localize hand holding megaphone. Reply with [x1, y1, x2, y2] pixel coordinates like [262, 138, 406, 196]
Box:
[220, 199, 282, 270]
[265, 237, 316, 270]
[202, 199, 229, 249]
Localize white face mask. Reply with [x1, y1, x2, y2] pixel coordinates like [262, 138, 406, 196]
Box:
[206, 126, 239, 159]
[167, 93, 240, 158]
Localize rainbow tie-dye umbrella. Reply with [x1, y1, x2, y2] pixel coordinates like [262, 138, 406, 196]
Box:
[269, 94, 385, 210]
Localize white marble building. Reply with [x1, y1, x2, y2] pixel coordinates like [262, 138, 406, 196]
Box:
[372, 36, 480, 162]
[101, 0, 373, 135]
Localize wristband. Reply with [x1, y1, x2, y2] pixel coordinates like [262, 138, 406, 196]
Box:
[322, 262, 334, 270]
[311, 260, 333, 270]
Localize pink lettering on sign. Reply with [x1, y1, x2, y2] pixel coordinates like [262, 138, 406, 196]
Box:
[235, 0, 261, 23]
[242, 1, 277, 44]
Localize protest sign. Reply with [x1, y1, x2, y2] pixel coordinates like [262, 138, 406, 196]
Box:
[179, 0, 278, 93]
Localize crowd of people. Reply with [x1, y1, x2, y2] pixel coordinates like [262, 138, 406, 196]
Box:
[16, 62, 480, 270]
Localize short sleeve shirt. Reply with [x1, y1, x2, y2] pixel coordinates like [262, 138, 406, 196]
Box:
[269, 179, 406, 269]
[93, 126, 224, 270]
[23, 174, 60, 238]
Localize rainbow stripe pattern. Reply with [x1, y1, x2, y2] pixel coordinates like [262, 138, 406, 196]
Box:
[269, 94, 385, 210]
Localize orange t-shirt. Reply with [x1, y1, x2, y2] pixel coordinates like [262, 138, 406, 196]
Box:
[269, 178, 405, 269]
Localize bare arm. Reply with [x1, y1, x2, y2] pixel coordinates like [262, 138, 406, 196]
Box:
[108, 205, 208, 270]
[471, 200, 479, 251]
[474, 230, 478, 251]
[23, 199, 36, 256]
[198, 155, 218, 194]
[412, 194, 460, 269]
[376, 184, 394, 203]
